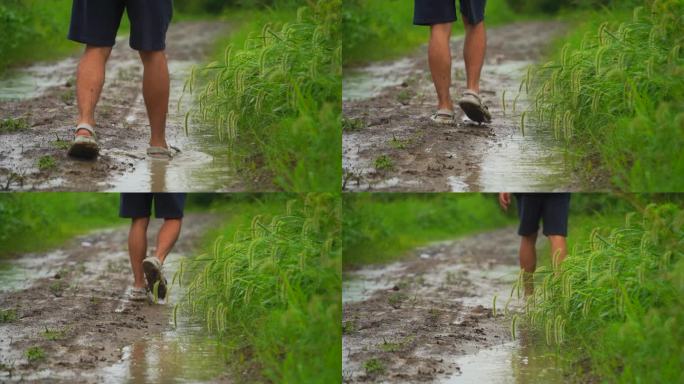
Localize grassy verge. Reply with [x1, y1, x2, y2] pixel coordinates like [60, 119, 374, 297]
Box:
[188, 1, 340, 193]
[342, 0, 517, 66]
[342, 193, 514, 268]
[521, 0, 684, 191]
[0, 193, 121, 257]
[512, 197, 684, 382]
[176, 193, 341, 383]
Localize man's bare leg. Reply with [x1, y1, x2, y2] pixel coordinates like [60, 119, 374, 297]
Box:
[128, 217, 150, 289]
[139, 50, 170, 149]
[519, 232, 538, 296]
[429, 23, 454, 111]
[76, 46, 112, 136]
[548, 235, 567, 270]
[462, 16, 486, 93]
[154, 218, 182, 264]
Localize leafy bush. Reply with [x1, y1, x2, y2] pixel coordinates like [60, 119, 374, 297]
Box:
[513, 202, 684, 382]
[177, 194, 341, 382]
[522, 0, 684, 190]
[189, 0, 341, 192]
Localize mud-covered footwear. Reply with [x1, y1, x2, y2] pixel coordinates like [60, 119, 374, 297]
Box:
[125, 286, 148, 302]
[142, 256, 167, 301]
[146, 145, 180, 160]
[67, 123, 99, 159]
[430, 109, 455, 125]
[457, 90, 492, 124]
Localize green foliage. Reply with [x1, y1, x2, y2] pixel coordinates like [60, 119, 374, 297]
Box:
[190, 1, 341, 192]
[363, 358, 384, 375]
[523, 0, 684, 190]
[516, 202, 684, 382]
[373, 155, 393, 171]
[41, 327, 66, 341]
[0, 309, 17, 323]
[25, 346, 46, 362]
[0, 193, 120, 257]
[178, 193, 341, 383]
[343, 194, 514, 268]
[342, 0, 516, 65]
[0, 117, 28, 133]
[37, 156, 56, 171]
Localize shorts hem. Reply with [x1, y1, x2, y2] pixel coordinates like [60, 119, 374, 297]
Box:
[67, 35, 115, 47]
[413, 17, 458, 26]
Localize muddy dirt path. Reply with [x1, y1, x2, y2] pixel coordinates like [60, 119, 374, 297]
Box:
[0, 214, 232, 383]
[343, 228, 565, 383]
[0, 21, 255, 192]
[343, 21, 587, 192]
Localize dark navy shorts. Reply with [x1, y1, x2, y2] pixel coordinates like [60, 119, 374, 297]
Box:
[414, 0, 487, 26]
[119, 193, 186, 219]
[515, 193, 571, 237]
[68, 0, 173, 51]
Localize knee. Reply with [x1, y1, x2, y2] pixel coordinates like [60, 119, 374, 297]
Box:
[547, 235, 567, 247]
[139, 50, 166, 64]
[131, 217, 150, 228]
[84, 45, 112, 60]
[521, 232, 538, 244]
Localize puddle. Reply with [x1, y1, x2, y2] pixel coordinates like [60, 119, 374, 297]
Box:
[342, 58, 415, 101]
[0, 59, 78, 101]
[443, 336, 565, 384]
[106, 60, 237, 192]
[0, 250, 69, 292]
[97, 256, 229, 383]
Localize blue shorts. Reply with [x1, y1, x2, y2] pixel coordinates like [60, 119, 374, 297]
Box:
[68, 0, 173, 51]
[119, 193, 186, 219]
[414, 0, 487, 26]
[515, 193, 571, 237]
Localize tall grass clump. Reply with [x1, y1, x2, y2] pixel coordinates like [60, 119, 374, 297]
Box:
[523, 0, 684, 190]
[515, 202, 684, 382]
[188, 1, 341, 192]
[177, 193, 341, 383]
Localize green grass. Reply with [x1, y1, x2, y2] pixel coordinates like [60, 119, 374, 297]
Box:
[512, 200, 684, 382]
[37, 156, 56, 171]
[0, 193, 121, 257]
[175, 193, 340, 383]
[24, 346, 46, 363]
[342, 194, 514, 268]
[188, 1, 341, 192]
[363, 358, 384, 375]
[0, 117, 29, 133]
[373, 155, 393, 171]
[0, 309, 17, 323]
[342, 0, 517, 66]
[41, 327, 66, 341]
[522, 0, 684, 191]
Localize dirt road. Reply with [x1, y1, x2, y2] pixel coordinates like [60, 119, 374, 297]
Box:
[343, 228, 548, 383]
[343, 21, 587, 192]
[0, 21, 253, 192]
[0, 214, 231, 383]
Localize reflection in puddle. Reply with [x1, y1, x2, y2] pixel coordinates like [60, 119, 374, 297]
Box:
[0, 250, 68, 292]
[0, 59, 78, 100]
[343, 58, 415, 101]
[443, 332, 565, 384]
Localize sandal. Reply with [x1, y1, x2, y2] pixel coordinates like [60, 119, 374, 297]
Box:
[457, 90, 492, 124]
[67, 123, 99, 159]
[430, 109, 455, 125]
[146, 145, 180, 160]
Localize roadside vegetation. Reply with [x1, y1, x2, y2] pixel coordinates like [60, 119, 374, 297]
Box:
[176, 193, 341, 383]
[187, 0, 341, 192]
[511, 195, 684, 382]
[521, 0, 683, 190]
[342, 0, 516, 66]
[342, 194, 513, 268]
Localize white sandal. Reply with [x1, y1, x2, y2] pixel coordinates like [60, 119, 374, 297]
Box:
[430, 109, 455, 125]
[146, 145, 180, 160]
[67, 123, 99, 159]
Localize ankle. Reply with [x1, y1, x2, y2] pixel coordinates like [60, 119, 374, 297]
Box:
[149, 140, 168, 149]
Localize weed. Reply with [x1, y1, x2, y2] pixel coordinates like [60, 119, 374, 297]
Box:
[0, 309, 17, 323]
[379, 337, 411, 352]
[48, 281, 65, 296]
[396, 89, 411, 105]
[0, 117, 28, 133]
[374, 155, 393, 171]
[51, 140, 70, 150]
[342, 117, 365, 131]
[342, 321, 356, 334]
[363, 358, 384, 375]
[389, 136, 408, 149]
[25, 346, 45, 363]
[41, 327, 66, 341]
[60, 89, 75, 105]
[37, 156, 56, 171]
[387, 292, 407, 308]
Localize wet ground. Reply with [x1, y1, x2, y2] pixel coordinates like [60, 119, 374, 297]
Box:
[0, 214, 232, 383]
[343, 21, 589, 192]
[0, 21, 258, 192]
[342, 228, 567, 383]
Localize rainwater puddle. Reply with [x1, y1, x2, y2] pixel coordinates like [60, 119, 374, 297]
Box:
[0, 59, 77, 100]
[0, 250, 69, 292]
[443, 336, 565, 384]
[342, 58, 415, 101]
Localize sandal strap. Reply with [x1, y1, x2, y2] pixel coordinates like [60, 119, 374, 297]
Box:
[462, 90, 482, 101]
[75, 123, 96, 137]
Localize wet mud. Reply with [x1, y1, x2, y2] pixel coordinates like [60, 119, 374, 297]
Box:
[342, 228, 565, 383]
[0, 214, 231, 383]
[343, 21, 590, 192]
[0, 21, 256, 192]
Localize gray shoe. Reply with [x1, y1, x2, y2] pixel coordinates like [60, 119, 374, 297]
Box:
[125, 286, 148, 302]
[142, 257, 167, 301]
[430, 109, 455, 125]
[67, 123, 99, 159]
[457, 90, 492, 124]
